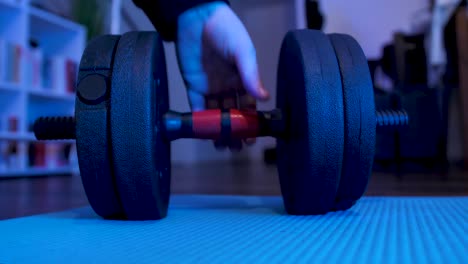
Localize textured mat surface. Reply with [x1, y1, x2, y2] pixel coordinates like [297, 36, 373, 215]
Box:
[0, 195, 467, 264]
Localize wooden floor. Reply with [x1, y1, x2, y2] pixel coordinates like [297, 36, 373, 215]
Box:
[1, 161, 467, 220]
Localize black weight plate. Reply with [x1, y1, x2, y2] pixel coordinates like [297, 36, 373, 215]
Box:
[110, 31, 171, 220]
[75, 35, 124, 219]
[329, 34, 376, 210]
[276, 30, 344, 215]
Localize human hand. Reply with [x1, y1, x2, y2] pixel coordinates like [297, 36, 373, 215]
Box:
[176, 1, 269, 151]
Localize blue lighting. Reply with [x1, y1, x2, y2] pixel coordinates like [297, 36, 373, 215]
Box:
[0, 195, 466, 263]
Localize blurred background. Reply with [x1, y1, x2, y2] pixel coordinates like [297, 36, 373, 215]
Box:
[0, 0, 467, 219]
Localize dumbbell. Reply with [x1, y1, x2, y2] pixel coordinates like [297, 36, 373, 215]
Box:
[33, 30, 408, 221]
[35, 110, 406, 141]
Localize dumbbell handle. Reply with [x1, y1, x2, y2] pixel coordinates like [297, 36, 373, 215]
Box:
[163, 109, 285, 141]
[33, 109, 408, 141]
[33, 109, 286, 141]
[164, 109, 409, 140]
[33, 116, 76, 140]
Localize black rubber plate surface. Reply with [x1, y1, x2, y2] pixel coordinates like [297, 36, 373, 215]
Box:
[276, 29, 344, 215]
[329, 34, 376, 210]
[75, 35, 124, 219]
[110, 31, 171, 220]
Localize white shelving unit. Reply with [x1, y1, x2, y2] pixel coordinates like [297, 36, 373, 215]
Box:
[0, 0, 86, 177]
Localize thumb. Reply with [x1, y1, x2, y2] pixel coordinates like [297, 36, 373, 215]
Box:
[234, 46, 270, 101]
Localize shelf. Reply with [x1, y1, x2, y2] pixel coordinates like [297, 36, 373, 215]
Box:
[0, 1, 84, 179]
[0, 81, 22, 92]
[0, 132, 35, 141]
[0, 166, 78, 177]
[0, 132, 76, 143]
[0, 0, 24, 12]
[28, 88, 75, 101]
[28, 6, 86, 62]
[29, 6, 84, 34]
[28, 132, 75, 143]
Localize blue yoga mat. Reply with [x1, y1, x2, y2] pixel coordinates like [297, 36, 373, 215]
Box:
[0, 195, 466, 263]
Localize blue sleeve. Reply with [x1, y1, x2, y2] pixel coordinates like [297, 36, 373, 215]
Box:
[132, 0, 230, 41]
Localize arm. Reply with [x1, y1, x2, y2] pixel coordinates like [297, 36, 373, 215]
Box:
[133, 0, 269, 151]
[132, 0, 230, 41]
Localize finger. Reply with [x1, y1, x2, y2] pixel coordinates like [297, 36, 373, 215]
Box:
[237, 92, 257, 145]
[234, 47, 270, 101]
[206, 95, 221, 109]
[221, 91, 237, 109]
[207, 94, 226, 150]
[238, 92, 256, 110]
